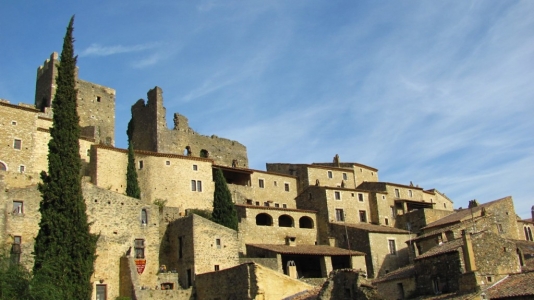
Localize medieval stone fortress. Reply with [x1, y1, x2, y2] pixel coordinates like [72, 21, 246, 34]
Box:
[0, 52, 533, 300]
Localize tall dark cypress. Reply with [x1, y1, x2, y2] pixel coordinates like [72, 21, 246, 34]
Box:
[32, 16, 98, 300]
[212, 168, 238, 230]
[126, 119, 141, 199]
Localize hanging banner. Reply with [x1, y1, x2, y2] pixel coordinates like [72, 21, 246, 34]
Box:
[135, 259, 146, 274]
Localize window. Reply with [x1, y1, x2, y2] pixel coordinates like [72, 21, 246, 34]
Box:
[141, 209, 148, 225]
[284, 183, 290, 192]
[385, 218, 389, 225]
[388, 239, 397, 255]
[11, 121, 17, 125]
[299, 217, 314, 229]
[359, 210, 367, 223]
[96, 284, 107, 300]
[335, 209, 344, 222]
[282, 204, 287, 208]
[191, 180, 202, 192]
[96, 96, 102, 102]
[528, 227, 533, 241]
[358, 193, 364, 202]
[138, 160, 143, 169]
[334, 191, 341, 200]
[11, 236, 21, 264]
[214, 265, 220, 271]
[397, 283, 405, 299]
[86, 149, 90, 156]
[342, 173, 348, 180]
[255, 201, 260, 206]
[391, 206, 397, 218]
[408, 190, 413, 197]
[0, 162, 7, 171]
[18, 165, 25, 173]
[264, 202, 269, 207]
[215, 238, 221, 249]
[278, 215, 294, 227]
[256, 213, 273, 226]
[13, 201, 23, 214]
[327, 171, 333, 178]
[382, 195, 386, 200]
[192, 164, 198, 171]
[274, 181, 277, 186]
[394, 189, 400, 198]
[134, 239, 145, 258]
[274, 203, 279, 208]
[13, 139, 21, 150]
[165, 161, 170, 166]
[246, 199, 253, 205]
[444, 203, 446, 208]
[259, 179, 264, 188]
[432, 277, 441, 294]
[497, 223, 504, 233]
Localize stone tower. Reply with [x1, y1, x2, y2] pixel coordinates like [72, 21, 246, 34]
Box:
[35, 53, 116, 145]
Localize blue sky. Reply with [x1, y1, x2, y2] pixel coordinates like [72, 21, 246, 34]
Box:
[1, 1, 533, 218]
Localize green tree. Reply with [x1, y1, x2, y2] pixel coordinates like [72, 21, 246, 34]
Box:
[125, 120, 140, 199]
[32, 16, 98, 300]
[212, 168, 238, 230]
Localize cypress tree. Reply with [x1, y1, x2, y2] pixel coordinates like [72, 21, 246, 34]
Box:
[125, 119, 141, 199]
[32, 16, 98, 300]
[212, 168, 238, 230]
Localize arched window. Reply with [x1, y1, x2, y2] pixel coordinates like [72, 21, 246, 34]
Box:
[200, 149, 209, 158]
[299, 216, 314, 229]
[141, 209, 148, 226]
[256, 213, 273, 226]
[0, 161, 7, 171]
[528, 227, 533, 242]
[278, 215, 294, 227]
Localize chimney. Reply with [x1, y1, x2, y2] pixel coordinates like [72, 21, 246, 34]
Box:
[462, 230, 477, 272]
[328, 237, 336, 247]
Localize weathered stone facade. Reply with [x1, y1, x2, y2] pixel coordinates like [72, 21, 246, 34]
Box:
[130, 86, 247, 167]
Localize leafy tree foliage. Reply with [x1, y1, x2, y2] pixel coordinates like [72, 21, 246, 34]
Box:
[0, 256, 30, 300]
[125, 120, 141, 199]
[212, 168, 238, 230]
[32, 16, 98, 300]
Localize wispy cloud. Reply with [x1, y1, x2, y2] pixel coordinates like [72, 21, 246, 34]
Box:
[80, 43, 157, 57]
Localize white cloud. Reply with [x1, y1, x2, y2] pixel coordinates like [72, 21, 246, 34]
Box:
[80, 43, 157, 57]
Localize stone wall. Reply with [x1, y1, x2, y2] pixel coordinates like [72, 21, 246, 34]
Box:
[375, 275, 416, 300]
[90, 145, 215, 211]
[130, 86, 248, 167]
[161, 214, 240, 288]
[34, 53, 116, 145]
[397, 208, 455, 235]
[236, 205, 318, 254]
[414, 250, 463, 295]
[195, 262, 313, 300]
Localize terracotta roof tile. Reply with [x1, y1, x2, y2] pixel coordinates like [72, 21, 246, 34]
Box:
[486, 271, 534, 299]
[247, 244, 365, 256]
[373, 265, 415, 283]
[423, 196, 511, 230]
[414, 238, 464, 260]
[343, 222, 411, 234]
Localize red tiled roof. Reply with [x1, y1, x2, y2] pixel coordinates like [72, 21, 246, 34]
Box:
[247, 244, 365, 256]
[486, 271, 534, 299]
[373, 265, 415, 283]
[342, 222, 411, 234]
[423, 196, 512, 230]
[414, 238, 463, 260]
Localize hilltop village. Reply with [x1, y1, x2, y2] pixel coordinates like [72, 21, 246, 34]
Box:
[1, 52, 533, 300]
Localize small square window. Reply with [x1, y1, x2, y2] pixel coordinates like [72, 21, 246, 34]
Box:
[274, 203, 280, 208]
[358, 193, 364, 202]
[193, 164, 198, 171]
[282, 204, 287, 208]
[274, 181, 277, 186]
[11, 121, 17, 125]
[334, 191, 341, 200]
[19, 165, 25, 173]
[215, 238, 221, 249]
[13, 201, 23, 214]
[284, 183, 290, 192]
[259, 179, 264, 188]
[342, 173, 348, 180]
[246, 199, 253, 205]
[214, 265, 220, 271]
[96, 96, 101, 102]
[359, 210, 367, 223]
[139, 160, 144, 169]
[382, 195, 386, 200]
[385, 218, 389, 225]
[327, 171, 333, 178]
[13, 139, 22, 150]
[264, 202, 269, 207]
[166, 161, 170, 166]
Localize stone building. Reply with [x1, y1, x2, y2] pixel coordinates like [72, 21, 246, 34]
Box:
[2, 52, 534, 300]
